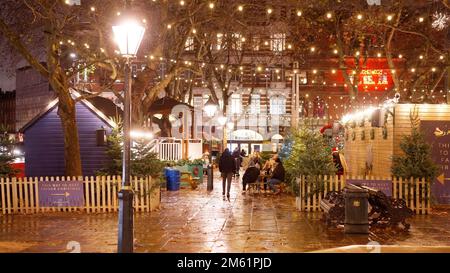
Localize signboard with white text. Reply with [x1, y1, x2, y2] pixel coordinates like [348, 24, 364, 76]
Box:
[421, 121, 450, 204]
[38, 180, 85, 207]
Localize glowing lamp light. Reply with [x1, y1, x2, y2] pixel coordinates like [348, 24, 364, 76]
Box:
[130, 130, 153, 139]
[341, 114, 353, 124]
[363, 107, 376, 117]
[204, 96, 218, 117]
[112, 19, 145, 57]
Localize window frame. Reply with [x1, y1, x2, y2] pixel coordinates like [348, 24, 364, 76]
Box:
[270, 95, 286, 115]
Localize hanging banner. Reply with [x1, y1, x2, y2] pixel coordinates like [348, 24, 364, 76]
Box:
[38, 180, 85, 207]
[421, 120, 450, 204]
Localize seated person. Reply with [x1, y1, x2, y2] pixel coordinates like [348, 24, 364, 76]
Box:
[268, 156, 285, 194]
[252, 152, 262, 169]
[261, 154, 276, 191]
[242, 161, 260, 193]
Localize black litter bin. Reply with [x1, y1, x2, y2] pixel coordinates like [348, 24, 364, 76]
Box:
[344, 184, 369, 234]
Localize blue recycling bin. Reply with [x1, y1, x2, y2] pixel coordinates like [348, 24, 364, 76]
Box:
[165, 168, 180, 191]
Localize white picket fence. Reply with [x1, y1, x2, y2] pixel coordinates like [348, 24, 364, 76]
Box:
[0, 176, 160, 215]
[149, 138, 183, 161]
[296, 175, 431, 214]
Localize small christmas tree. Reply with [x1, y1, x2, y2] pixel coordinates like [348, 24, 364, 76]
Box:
[97, 117, 164, 178]
[392, 105, 439, 182]
[391, 128, 438, 182]
[284, 127, 336, 177]
[97, 119, 123, 176]
[0, 125, 18, 178]
[283, 127, 336, 194]
[131, 139, 165, 178]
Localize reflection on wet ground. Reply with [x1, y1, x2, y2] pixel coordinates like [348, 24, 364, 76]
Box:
[0, 175, 450, 253]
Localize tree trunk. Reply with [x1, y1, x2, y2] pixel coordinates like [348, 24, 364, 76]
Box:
[335, 18, 357, 103]
[385, 8, 402, 96]
[57, 90, 83, 176]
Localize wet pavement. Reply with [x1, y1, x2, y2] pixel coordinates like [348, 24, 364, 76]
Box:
[1, 173, 450, 253]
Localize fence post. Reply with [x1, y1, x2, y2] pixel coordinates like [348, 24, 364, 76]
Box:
[393, 177, 397, 200]
[6, 177, 11, 214]
[415, 178, 420, 214]
[24, 177, 30, 214]
[29, 177, 36, 214]
[146, 176, 151, 212]
[399, 177, 403, 200]
[0, 177, 5, 215]
[420, 178, 425, 215]
[408, 177, 414, 213]
[427, 178, 431, 214]
[101, 176, 106, 213]
[106, 176, 112, 212]
[11, 177, 18, 213]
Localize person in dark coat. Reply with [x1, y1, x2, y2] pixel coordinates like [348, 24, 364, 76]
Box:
[268, 156, 285, 194]
[231, 147, 241, 176]
[219, 148, 236, 199]
[242, 161, 260, 193]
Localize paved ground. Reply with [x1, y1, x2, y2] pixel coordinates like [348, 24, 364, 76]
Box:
[1, 174, 450, 253]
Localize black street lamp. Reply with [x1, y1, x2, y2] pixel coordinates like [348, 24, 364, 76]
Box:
[112, 18, 145, 253]
[204, 96, 218, 191]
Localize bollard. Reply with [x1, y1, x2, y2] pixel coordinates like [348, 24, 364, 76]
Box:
[207, 164, 214, 191]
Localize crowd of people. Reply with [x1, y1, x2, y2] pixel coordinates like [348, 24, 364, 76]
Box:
[218, 147, 285, 200]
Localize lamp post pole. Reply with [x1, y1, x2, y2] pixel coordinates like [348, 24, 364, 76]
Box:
[113, 17, 145, 253]
[206, 116, 214, 191]
[204, 96, 218, 191]
[118, 58, 134, 253]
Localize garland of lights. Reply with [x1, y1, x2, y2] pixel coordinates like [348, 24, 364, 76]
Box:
[61, 0, 448, 120]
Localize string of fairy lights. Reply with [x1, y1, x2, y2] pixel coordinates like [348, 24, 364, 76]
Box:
[62, 0, 449, 118]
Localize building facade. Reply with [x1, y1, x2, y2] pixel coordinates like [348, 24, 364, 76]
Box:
[15, 66, 55, 131]
[0, 89, 15, 132]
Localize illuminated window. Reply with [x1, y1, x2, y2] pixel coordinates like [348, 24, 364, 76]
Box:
[216, 33, 223, 50]
[299, 71, 307, 84]
[252, 36, 260, 51]
[185, 36, 194, 51]
[250, 94, 261, 114]
[230, 94, 241, 114]
[270, 95, 286, 114]
[232, 33, 243, 50]
[271, 33, 285, 52]
[193, 96, 203, 110]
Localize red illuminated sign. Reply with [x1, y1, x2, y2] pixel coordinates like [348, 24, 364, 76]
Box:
[344, 58, 397, 92]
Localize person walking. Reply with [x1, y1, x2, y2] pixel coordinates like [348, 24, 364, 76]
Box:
[219, 148, 236, 200]
[231, 147, 241, 177]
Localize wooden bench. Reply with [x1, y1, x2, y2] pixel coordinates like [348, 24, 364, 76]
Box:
[361, 185, 413, 230]
[320, 191, 345, 226]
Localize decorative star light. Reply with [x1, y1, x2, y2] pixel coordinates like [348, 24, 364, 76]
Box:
[432, 12, 449, 31]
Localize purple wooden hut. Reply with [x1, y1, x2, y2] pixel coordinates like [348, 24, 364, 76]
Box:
[20, 95, 121, 177]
